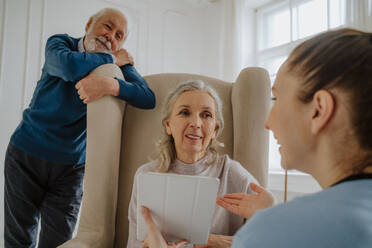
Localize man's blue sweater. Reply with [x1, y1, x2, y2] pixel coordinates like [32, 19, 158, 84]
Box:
[10, 34, 155, 165]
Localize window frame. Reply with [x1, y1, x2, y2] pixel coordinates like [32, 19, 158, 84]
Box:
[255, 0, 346, 194]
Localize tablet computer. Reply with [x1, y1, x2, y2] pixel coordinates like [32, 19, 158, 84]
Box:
[137, 172, 220, 244]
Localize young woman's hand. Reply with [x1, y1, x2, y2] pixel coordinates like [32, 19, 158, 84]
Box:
[141, 206, 188, 248]
[216, 182, 275, 219]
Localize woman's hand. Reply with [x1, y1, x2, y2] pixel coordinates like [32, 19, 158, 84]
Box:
[141, 206, 188, 248]
[216, 182, 275, 219]
[194, 234, 233, 248]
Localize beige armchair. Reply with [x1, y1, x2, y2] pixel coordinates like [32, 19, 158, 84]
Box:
[59, 64, 271, 248]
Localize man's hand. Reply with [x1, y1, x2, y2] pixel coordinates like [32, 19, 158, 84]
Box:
[75, 74, 119, 104]
[112, 48, 134, 67]
[141, 206, 188, 248]
[216, 182, 275, 219]
[194, 234, 233, 248]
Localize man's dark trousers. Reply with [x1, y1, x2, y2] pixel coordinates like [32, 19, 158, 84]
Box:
[4, 143, 84, 248]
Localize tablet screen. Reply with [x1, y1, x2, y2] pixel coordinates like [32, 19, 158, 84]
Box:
[137, 172, 220, 244]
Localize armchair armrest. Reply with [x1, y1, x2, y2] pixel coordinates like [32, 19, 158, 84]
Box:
[59, 64, 126, 248]
[232, 67, 271, 187]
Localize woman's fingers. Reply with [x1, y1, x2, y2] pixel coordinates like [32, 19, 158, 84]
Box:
[217, 197, 241, 206]
[170, 240, 188, 248]
[141, 240, 149, 248]
[216, 198, 240, 214]
[141, 206, 157, 229]
[208, 234, 233, 247]
[215, 235, 233, 243]
[249, 182, 265, 194]
[223, 236, 233, 242]
[221, 193, 246, 199]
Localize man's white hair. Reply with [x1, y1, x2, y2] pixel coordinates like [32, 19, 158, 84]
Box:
[89, 8, 128, 36]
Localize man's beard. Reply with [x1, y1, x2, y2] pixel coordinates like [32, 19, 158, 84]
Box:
[85, 33, 112, 53]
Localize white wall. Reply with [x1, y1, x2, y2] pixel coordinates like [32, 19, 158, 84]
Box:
[0, 0, 231, 245]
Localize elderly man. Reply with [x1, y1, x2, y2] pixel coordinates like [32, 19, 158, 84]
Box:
[4, 8, 155, 248]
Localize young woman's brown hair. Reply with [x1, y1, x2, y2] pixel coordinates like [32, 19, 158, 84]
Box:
[287, 28, 372, 172]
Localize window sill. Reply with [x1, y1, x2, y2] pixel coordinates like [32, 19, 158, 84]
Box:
[268, 170, 321, 194]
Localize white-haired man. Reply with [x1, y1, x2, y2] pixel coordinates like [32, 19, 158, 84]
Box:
[4, 8, 155, 248]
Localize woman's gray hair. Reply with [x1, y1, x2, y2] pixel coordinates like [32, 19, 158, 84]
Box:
[155, 80, 224, 172]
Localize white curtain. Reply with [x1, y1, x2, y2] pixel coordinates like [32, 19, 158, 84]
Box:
[220, 0, 245, 82]
[346, 0, 372, 32]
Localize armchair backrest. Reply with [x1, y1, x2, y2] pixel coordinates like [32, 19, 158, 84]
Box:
[59, 64, 271, 248]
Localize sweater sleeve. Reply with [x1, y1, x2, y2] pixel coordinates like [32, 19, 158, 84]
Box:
[44, 34, 114, 82]
[127, 173, 142, 248]
[225, 157, 258, 195]
[115, 64, 156, 109]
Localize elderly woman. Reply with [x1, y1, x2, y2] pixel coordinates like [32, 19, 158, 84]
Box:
[127, 80, 274, 248]
[141, 28, 372, 248]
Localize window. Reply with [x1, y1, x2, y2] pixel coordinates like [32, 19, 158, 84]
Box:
[256, 0, 346, 172]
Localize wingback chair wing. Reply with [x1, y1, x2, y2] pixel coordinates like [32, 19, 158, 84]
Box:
[59, 64, 271, 248]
